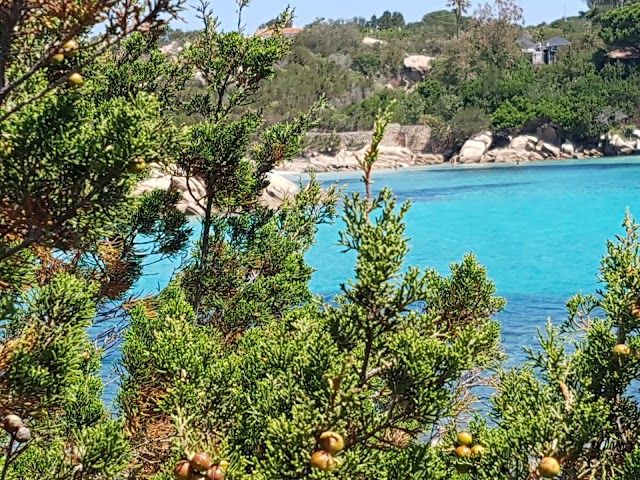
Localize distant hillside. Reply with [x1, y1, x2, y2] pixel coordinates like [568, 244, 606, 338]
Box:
[162, 10, 461, 130]
[161, 4, 640, 153]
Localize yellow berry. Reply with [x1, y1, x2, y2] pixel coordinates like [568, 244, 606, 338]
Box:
[538, 457, 561, 478]
[310, 450, 336, 471]
[319, 431, 345, 455]
[67, 72, 84, 88]
[456, 431, 473, 446]
[63, 39, 79, 57]
[471, 444, 486, 457]
[454, 445, 471, 458]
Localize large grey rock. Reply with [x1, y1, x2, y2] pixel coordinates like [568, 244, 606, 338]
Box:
[190, 177, 207, 200]
[176, 198, 205, 217]
[561, 141, 575, 157]
[362, 37, 386, 46]
[133, 176, 172, 196]
[413, 153, 445, 165]
[367, 145, 414, 167]
[261, 173, 299, 210]
[400, 55, 435, 86]
[509, 135, 537, 151]
[535, 125, 559, 145]
[147, 162, 166, 178]
[483, 148, 532, 163]
[458, 132, 493, 163]
[170, 176, 206, 201]
[588, 148, 604, 158]
[606, 134, 634, 156]
[403, 55, 434, 73]
[535, 141, 561, 159]
[160, 41, 183, 55]
[278, 145, 441, 173]
[134, 167, 298, 216]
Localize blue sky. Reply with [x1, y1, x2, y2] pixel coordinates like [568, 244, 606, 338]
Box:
[173, 0, 587, 33]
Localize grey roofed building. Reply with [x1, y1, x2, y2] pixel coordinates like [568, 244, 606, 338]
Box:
[517, 37, 538, 49]
[544, 36, 572, 48]
[518, 35, 572, 65]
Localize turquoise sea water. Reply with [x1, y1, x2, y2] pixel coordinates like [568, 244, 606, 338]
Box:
[101, 157, 640, 405]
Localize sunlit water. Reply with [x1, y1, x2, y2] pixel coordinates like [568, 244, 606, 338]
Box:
[101, 157, 640, 406]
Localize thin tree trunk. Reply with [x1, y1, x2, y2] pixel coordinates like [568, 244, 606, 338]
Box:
[193, 191, 215, 318]
[0, 0, 23, 92]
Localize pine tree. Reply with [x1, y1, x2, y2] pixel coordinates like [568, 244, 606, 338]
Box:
[447, 0, 471, 38]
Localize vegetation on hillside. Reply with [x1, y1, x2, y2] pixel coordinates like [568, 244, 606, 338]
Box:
[3, 1, 640, 479]
[164, 1, 640, 150]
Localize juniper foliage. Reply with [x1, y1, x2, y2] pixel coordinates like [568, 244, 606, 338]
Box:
[121, 108, 505, 479]
[174, 7, 336, 319]
[441, 212, 640, 480]
[0, 3, 188, 479]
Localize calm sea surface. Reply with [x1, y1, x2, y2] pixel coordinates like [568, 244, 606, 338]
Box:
[101, 157, 640, 405]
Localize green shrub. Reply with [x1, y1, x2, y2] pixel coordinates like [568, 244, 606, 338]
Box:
[450, 108, 491, 146]
[419, 113, 451, 152]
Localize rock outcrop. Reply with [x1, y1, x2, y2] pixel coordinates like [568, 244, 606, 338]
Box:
[457, 132, 493, 163]
[261, 173, 299, 209]
[159, 41, 184, 56]
[279, 145, 444, 173]
[535, 124, 559, 145]
[283, 125, 625, 173]
[482, 148, 539, 163]
[134, 164, 298, 217]
[403, 55, 434, 72]
[605, 134, 635, 156]
[362, 37, 386, 46]
[536, 141, 561, 159]
[450, 131, 601, 164]
[561, 141, 575, 156]
[400, 55, 435, 86]
[305, 124, 432, 153]
[509, 135, 537, 151]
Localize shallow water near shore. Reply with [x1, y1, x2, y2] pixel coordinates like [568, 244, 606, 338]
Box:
[101, 156, 640, 406]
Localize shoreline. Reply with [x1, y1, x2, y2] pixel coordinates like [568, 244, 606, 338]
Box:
[275, 154, 640, 181]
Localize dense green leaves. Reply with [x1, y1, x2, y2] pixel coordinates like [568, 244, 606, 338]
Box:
[6, 2, 640, 480]
[479, 212, 640, 479]
[600, 3, 640, 48]
[1, 274, 130, 479]
[0, 89, 175, 258]
[231, 6, 640, 144]
[5, 273, 96, 404]
[120, 111, 506, 479]
[179, 180, 337, 335]
[0, 4, 187, 479]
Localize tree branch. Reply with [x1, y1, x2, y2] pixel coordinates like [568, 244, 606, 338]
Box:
[0, 1, 182, 121]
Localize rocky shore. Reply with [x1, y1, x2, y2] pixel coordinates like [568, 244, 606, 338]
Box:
[452, 130, 639, 165]
[279, 146, 445, 173]
[277, 127, 640, 174]
[134, 163, 299, 217]
[135, 128, 640, 217]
